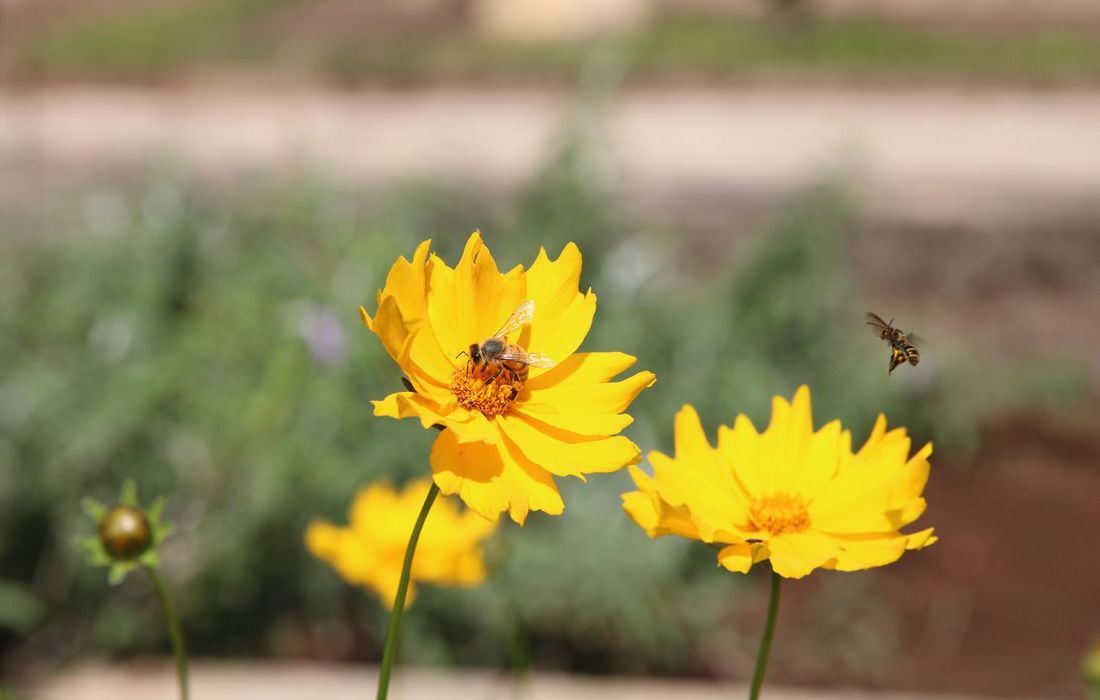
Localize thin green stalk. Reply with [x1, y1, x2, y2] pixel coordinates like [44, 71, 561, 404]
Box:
[144, 565, 189, 700]
[748, 569, 782, 700]
[376, 481, 440, 700]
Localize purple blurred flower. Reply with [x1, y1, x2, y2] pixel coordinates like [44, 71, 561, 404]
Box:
[297, 307, 347, 367]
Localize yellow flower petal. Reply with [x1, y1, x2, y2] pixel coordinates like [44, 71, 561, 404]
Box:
[827, 532, 909, 572]
[523, 351, 639, 391]
[305, 479, 495, 608]
[497, 412, 641, 478]
[717, 542, 770, 574]
[766, 531, 837, 579]
[426, 232, 527, 360]
[523, 243, 597, 367]
[430, 428, 564, 524]
[522, 370, 656, 416]
[648, 406, 750, 541]
[623, 465, 702, 539]
[624, 386, 935, 579]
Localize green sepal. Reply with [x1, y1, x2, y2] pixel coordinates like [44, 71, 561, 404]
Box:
[119, 480, 138, 507]
[81, 498, 107, 521]
[108, 562, 137, 586]
[77, 481, 174, 582]
[139, 550, 161, 570]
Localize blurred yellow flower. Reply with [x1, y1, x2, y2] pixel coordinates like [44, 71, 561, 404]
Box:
[623, 386, 936, 579]
[305, 479, 496, 607]
[360, 232, 655, 524]
[1084, 641, 1100, 693]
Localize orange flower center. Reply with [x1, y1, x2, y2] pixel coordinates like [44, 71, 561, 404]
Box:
[450, 368, 520, 418]
[749, 493, 810, 535]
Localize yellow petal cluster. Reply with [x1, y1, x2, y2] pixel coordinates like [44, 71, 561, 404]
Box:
[623, 386, 936, 579]
[305, 479, 496, 607]
[361, 232, 655, 524]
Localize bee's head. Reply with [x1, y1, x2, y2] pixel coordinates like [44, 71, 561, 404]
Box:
[468, 343, 482, 363]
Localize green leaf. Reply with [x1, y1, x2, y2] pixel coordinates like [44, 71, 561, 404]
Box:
[81, 497, 106, 521]
[0, 579, 47, 634]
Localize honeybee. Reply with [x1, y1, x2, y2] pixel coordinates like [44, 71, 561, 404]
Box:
[462, 300, 555, 386]
[865, 312, 920, 374]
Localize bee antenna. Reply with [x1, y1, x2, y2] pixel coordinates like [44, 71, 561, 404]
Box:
[456, 350, 469, 359]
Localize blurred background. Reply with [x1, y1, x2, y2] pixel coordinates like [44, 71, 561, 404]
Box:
[2, 0, 1100, 698]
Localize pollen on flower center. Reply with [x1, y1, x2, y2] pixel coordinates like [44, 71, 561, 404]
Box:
[451, 368, 520, 418]
[749, 493, 810, 535]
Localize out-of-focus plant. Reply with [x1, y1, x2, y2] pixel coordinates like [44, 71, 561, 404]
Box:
[78, 481, 187, 699]
[1085, 641, 1100, 699]
[0, 163, 1088, 677]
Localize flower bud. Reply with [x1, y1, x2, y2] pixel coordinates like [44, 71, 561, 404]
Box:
[98, 505, 152, 561]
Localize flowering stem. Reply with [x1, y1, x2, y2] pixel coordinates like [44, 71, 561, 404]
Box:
[376, 481, 440, 700]
[748, 569, 782, 700]
[144, 565, 189, 700]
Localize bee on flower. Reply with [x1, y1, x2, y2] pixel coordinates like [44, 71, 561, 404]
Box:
[360, 232, 656, 524]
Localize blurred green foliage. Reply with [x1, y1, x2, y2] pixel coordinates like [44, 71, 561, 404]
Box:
[14, 6, 1100, 85]
[0, 140, 1089, 678]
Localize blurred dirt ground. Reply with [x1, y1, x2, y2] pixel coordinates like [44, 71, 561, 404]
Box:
[27, 661, 1002, 700]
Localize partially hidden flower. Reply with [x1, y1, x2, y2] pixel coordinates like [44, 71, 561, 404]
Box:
[360, 232, 656, 523]
[623, 386, 936, 579]
[77, 480, 173, 585]
[1084, 641, 1100, 694]
[306, 479, 496, 607]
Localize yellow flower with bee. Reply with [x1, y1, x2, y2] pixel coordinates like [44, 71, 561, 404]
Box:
[361, 232, 655, 524]
[306, 479, 496, 607]
[623, 386, 936, 579]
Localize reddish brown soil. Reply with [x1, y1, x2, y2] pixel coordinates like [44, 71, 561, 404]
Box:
[878, 416, 1100, 697]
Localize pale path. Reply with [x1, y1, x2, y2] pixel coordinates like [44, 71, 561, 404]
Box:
[2, 86, 1100, 224]
[27, 661, 1002, 700]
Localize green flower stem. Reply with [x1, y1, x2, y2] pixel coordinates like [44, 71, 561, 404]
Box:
[748, 569, 783, 700]
[376, 481, 440, 700]
[144, 565, 189, 700]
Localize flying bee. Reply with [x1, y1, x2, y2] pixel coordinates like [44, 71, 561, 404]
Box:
[461, 300, 555, 387]
[865, 312, 920, 374]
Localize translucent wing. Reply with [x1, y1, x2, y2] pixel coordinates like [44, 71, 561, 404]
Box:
[904, 332, 924, 348]
[498, 349, 556, 368]
[865, 311, 891, 333]
[493, 300, 536, 338]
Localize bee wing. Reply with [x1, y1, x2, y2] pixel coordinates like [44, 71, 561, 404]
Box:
[904, 332, 924, 348]
[493, 300, 536, 339]
[498, 350, 556, 368]
[865, 311, 891, 333]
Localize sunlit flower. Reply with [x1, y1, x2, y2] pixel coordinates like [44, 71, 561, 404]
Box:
[360, 232, 655, 523]
[306, 479, 496, 607]
[623, 386, 936, 579]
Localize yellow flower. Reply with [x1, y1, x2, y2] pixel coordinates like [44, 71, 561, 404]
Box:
[360, 232, 655, 524]
[1084, 641, 1100, 691]
[305, 479, 496, 607]
[623, 386, 936, 579]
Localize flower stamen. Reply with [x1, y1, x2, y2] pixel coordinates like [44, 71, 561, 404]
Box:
[451, 367, 520, 418]
[749, 493, 810, 535]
